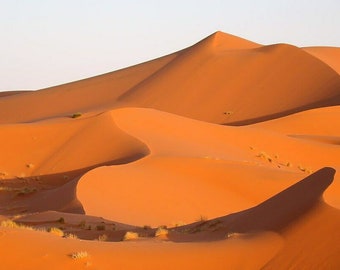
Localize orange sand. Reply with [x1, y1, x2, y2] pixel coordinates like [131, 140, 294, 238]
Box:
[0, 31, 339, 269]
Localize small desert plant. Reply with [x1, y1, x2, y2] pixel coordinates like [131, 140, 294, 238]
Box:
[98, 234, 108, 241]
[16, 187, 37, 196]
[0, 171, 8, 178]
[123, 231, 139, 241]
[79, 220, 86, 229]
[197, 215, 208, 222]
[70, 251, 89, 259]
[155, 227, 169, 237]
[226, 232, 240, 238]
[143, 225, 152, 230]
[173, 221, 186, 227]
[256, 152, 272, 162]
[1, 220, 20, 228]
[0, 186, 14, 192]
[57, 217, 65, 224]
[70, 113, 82, 119]
[0, 220, 32, 230]
[48, 227, 64, 237]
[65, 233, 78, 239]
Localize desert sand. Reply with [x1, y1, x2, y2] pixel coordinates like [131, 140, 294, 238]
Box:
[0, 31, 339, 269]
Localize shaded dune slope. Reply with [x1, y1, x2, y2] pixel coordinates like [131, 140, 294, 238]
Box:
[303, 46, 340, 74]
[214, 167, 335, 233]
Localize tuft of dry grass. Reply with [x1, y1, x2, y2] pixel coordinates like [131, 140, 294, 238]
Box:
[0, 186, 37, 195]
[48, 227, 64, 237]
[256, 152, 272, 163]
[0, 186, 14, 192]
[65, 233, 78, 239]
[155, 227, 169, 237]
[16, 187, 37, 196]
[197, 215, 208, 222]
[173, 221, 186, 227]
[223, 111, 233, 116]
[226, 232, 241, 238]
[98, 234, 108, 241]
[0, 220, 33, 230]
[57, 217, 65, 224]
[1, 220, 19, 228]
[70, 251, 89, 259]
[70, 113, 82, 119]
[123, 231, 139, 241]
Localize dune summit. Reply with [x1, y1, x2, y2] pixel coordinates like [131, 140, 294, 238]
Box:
[0, 31, 339, 269]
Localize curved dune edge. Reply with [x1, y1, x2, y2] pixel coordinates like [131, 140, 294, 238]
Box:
[323, 171, 340, 209]
[110, 107, 340, 168]
[253, 106, 340, 135]
[0, 111, 150, 217]
[77, 108, 340, 226]
[77, 157, 299, 226]
[2, 168, 336, 269]
[0, 111, 149, 182]
[303, 46, 340, 74]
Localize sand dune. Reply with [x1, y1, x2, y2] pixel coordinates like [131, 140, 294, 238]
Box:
[1, 32, 339, 126]
[0, 31, 339, 269]
[303, 46, 340, 74]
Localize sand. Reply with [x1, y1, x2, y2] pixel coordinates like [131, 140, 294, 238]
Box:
[0, 31, 339, 269]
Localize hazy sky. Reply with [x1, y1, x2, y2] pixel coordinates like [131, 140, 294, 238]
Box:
[1, 0, 339, 90]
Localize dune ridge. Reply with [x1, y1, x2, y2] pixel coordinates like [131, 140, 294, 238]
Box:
[0, 31, 340, 269]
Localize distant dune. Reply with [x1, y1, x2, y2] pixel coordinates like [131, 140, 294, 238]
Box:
[0, 31, 339, 269]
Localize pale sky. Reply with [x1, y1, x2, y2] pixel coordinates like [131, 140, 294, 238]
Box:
[1, 0, 339, 90]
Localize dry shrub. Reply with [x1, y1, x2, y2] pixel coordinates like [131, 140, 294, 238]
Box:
[65, 233, 78, 239]
[0, 220, 33, 230]
[98, 234, 108, 241]
[155, 227, 169, 237]
[123, 231, 139, 241]
[48, 227, 64, 237]
[70, 251, 88, 259]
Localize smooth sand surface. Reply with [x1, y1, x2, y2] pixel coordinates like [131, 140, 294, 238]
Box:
[0, 31, 339, 269]
[303, 46, 340, 74]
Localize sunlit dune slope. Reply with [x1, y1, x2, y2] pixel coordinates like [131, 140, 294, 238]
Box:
[0, 31, 339, 125]
[0, 52, 178, 123]
[0, 112, 148, 180]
